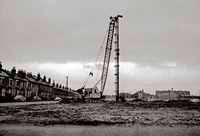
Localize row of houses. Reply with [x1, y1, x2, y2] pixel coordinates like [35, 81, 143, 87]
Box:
[120, 88, 191, 101]
[0, 62, 80, 102]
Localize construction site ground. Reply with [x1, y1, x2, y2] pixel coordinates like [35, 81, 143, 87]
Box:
[0, 100, 200, 135]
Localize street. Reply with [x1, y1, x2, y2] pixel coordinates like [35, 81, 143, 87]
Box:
[0, 101, 58, 107]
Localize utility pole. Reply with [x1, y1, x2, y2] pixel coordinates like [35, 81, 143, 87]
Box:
[114, 15, 123, 101]
[66, 76, 68, 90]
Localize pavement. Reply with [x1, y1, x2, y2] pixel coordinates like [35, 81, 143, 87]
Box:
[0, 101, 59, 106]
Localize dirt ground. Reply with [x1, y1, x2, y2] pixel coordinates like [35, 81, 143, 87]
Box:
[0, 101, 200, 135]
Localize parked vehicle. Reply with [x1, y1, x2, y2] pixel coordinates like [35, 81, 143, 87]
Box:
[55, 97, 61, 101]
[33, 96, 41, 101]
[14, 95, 26, 102]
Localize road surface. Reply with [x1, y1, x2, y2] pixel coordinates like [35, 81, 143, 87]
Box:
[0, 124, 200, 136]
[0, 101, 58, 106]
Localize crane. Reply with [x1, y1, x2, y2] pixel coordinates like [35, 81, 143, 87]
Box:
[83, 15, 123, 101]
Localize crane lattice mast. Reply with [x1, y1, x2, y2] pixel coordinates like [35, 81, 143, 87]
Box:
[101, 15, 123, 101]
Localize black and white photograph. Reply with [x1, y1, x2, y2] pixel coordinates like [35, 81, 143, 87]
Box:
[0, 0, 200, 135]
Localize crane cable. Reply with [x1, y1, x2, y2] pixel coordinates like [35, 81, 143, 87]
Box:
[82, 26, 109, 87]
[91, 29, 108, 74]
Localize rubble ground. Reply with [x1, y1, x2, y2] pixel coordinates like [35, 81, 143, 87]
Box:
[0, 101, 200, 127]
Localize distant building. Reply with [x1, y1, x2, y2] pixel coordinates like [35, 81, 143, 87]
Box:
[156, 89, 190, 101]
[132, 90, 157, 101]
[147, 94, 159, 102]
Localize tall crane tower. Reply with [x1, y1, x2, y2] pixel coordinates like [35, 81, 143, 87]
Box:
[101, 15, 123, 101]
[82, 15, 123, 101]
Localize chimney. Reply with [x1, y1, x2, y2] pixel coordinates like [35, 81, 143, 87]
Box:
[0, 62, 2, 72]
[43, 75, 46, 82]
[18, 69, 24, 76]
[48, 78, 51, 84]
[53, 80, 55, 86]
[27, 72, 32, 77]
[23, 70, 26, 78]
[11, 67, 16, 76]
[18, 70, 26, 78]
[37, 73, 40, 80]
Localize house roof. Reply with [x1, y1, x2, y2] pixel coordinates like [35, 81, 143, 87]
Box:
[0, 69, 10, 78]
[32, 75, 50, 86]
[5, 70, 28, 81]
[26, 75, 38, 83]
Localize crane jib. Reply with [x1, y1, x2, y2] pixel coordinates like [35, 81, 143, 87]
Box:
[101, 19, 116, 94]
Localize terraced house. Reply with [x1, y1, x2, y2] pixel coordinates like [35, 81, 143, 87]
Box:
[0, 62, 79, 102]
[0, 63, 13, 101]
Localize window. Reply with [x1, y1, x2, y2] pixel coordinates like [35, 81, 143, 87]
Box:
[8, 89, 11, 94]
[26, 82, 29, 88]
[1, 88, 6, 97]
[16, 80, 19, 87]
[0, 78, 5, 85]
[9, 79, 12, 86]
[21, 82, 23, 88]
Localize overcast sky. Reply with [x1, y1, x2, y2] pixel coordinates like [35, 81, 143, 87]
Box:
[1, 0, 200, 95]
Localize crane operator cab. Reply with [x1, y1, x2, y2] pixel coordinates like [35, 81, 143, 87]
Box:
[84, 86, 102, 99]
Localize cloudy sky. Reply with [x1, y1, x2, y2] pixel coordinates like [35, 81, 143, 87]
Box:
[1, 0, 200, 95]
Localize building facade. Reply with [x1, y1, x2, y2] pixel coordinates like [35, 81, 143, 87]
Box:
[156, 89, 190, 101]
[0, 63, 79, 102]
